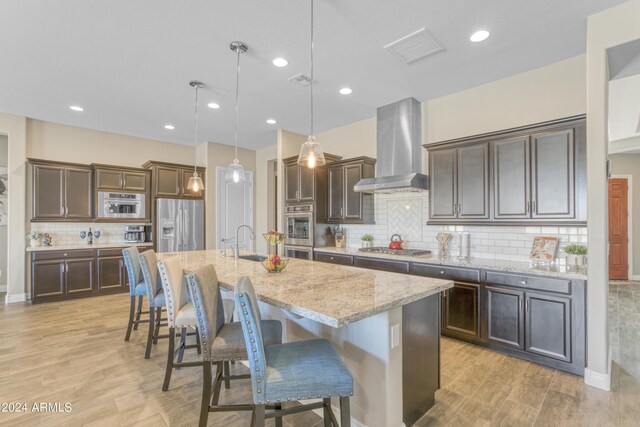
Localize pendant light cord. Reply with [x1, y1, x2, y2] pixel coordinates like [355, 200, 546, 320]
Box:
[193, 83, 199, 173]
[234, 47, 241, 160]
[310, 0, 314, 137]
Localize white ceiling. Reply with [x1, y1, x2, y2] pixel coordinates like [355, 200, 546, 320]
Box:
[0, 0, 626, 150]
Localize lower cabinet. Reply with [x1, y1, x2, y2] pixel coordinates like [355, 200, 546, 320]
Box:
[525, 292, 571, 362]
[442, 283, 481, 340]
[30, 246, 148, 303]
[485, 286, 524, 349]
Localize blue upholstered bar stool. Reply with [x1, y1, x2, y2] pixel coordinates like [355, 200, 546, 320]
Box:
[138, 249, 170, 359]
[186, 265, 283, 427]
[234, 277, 353, 427]
[122, 246, 154, 342]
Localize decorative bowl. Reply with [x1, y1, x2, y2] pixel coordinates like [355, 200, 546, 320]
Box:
[263, 231, 286, 246]
[261, 256, 289, 273]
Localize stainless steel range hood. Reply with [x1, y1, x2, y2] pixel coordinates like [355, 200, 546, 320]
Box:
[354, 97, 428, 193]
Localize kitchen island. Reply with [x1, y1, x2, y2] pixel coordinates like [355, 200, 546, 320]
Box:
[159, 250, 453, 427]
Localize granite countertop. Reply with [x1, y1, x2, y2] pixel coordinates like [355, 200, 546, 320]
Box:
[26, 242, 153, 252]
[314, 247, 588, 280]
[158, 250, 453, 328]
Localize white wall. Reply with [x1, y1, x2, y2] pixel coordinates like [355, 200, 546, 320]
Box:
[0, 135, 7, 289]
[586, 0, 640, 390]
[255, 144, 277, 254]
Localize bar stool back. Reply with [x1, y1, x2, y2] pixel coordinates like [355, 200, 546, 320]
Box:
[138, 249, 169, 359]
[122, 246, 150, 341]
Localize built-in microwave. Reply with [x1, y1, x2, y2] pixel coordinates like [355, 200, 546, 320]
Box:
[97, 192, 146, 220]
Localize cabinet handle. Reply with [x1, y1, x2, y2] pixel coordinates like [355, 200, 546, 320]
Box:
[458, 203, 462, 214]
[453, 204, 457, 214]
[520, 280, 527, 286]
[440, 270, 445, 275]
[519, 298, 523, 311]
[443, 290, 447, 298]
[60, 264, 64, 275]
[525, 299, 529, 312]
[532, 201, 536, 213]
[526, 202, 530, 213]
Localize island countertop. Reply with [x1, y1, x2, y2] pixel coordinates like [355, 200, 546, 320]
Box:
[158, 250, 453, 328]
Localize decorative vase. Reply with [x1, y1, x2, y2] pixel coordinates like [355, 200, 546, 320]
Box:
[566, 254, 586, 268]
[362, 240, 373, 248]
[30, 239, 41, 248]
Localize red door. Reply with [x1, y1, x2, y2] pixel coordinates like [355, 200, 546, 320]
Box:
[608, 178, 628, 280]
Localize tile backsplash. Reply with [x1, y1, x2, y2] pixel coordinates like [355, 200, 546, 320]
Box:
[330, 193, 587, 263]
[30, 222, 150, 246]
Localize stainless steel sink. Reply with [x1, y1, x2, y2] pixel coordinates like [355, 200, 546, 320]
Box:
[238, 254, 267, 262]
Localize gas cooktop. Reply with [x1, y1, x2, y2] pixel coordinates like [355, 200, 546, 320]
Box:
[358, 247, 432, 257]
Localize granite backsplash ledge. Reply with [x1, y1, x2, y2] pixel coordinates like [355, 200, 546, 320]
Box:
[318, 192, 587, 264]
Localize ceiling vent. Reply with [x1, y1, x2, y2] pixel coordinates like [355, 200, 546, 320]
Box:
[288, 73, 311, 87]
[384, 28, 445, 64]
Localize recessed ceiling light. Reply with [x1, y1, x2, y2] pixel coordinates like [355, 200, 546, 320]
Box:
[266, 119, 277, 124]
[339, 87, 353, 95]
[69, 105, 84, 112]
[470, 30, 490, 43]
[164, 124, 175, 130]
[272, 57, 289, 67]
[208, 102, 220, 109]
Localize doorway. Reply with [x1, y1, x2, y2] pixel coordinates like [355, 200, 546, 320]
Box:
[608, 177, 630, 280]
[216, 167, 254, 252]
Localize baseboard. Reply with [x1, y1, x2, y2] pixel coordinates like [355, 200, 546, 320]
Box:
[4, 293, 29, 305]
[631, 275, 640, 281]
[584, 348, 613, 391]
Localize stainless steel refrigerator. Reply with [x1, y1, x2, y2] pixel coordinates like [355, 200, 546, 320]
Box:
[156, 198, 205, 252]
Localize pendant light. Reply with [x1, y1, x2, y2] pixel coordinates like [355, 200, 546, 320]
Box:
[225, 41, 248, 183]
[297, 0, 326, 169]
[187, 80, 205, 192]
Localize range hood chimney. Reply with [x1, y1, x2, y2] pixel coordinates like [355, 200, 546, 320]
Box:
[354, 97, 428, 193]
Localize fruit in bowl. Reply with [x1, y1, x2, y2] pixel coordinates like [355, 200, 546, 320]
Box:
[263, 230, 286, 246]
[261, 256, 289, 273]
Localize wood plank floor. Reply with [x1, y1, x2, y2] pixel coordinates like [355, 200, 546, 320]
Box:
[0, 283, 636, 426]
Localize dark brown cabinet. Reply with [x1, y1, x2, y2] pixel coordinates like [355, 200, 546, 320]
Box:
[32, 260, 65, 299]
[30, 159, 93, 222]
[485, 286, 525, 349]
[65, 258, 95, 294]
[442, 283, 481, 339]
[525, 292, 571, 362]
[327, 157, 375, 224]
[426, 116, 587, 225]
[142, 161, 205, 199]
[95, 165, 149, 192]
[283, 154, 341, 205]
[97, 256, 126, 290]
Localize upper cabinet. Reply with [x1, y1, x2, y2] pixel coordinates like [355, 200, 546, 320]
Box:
[426, 116, 587, 225]
[283, 154, 342, 204]
[94, 165, 150, 193]
[142, 161, 206, 199]
[327, 157, 376, 224]
[29, 159, 94, 222]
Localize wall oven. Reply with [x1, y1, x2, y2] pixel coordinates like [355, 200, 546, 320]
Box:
[284, 204, 314, 247]
[97, 192, 146, 220]
[283, 245, 313, 260]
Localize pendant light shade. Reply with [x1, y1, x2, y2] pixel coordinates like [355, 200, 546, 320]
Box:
[297, 0, 326, 169]
[188, 80, 204, 192]
[226, 41, 248, 183]
[297, 135, 326, 169]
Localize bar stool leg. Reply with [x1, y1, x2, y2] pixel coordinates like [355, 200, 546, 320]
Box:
[153, 307, 161, 344]
[254, 405, 266, 427]
[195, 328, 202, 355]
[133, 295, 144, 331]
[162, 326, 176, 391]
[176, 327, 187, 368]
[275, 403, 283, 427]
[323, 398, 332, 427]
[124, 296, 136, 341]
[145, 306, 155, 359]
[211, 362, 223, 406]
[223, 360, 231, 389]
[199, 362, 212, 427]
[340, 397, 351, 427]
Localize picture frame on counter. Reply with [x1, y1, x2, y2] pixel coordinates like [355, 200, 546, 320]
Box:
[529, 236, 559, 262]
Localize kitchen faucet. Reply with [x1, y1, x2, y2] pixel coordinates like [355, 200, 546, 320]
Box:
[220, 237, 235, 257]
[235, 224, 255, 260]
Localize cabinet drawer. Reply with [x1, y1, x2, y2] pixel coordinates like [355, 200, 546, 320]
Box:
[485, 271, 571, 294]
[354, 256, 410, 273]
[96, 248, 128, 257]
[411, 263, 481, 283]
[32, 249, 95, 261]
[315, 252, 353, 266]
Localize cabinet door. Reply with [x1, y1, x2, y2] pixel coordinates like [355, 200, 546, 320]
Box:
[298, 164, 315, 201]
[429, 149, 457, 219]
[328, 166, 344, 221]
[97, 256, 125, 289]
[485, 286, 524, 349]
[32, 260, 65, 298]
[181, 168, 205, 198]
[95, 169, 123, 190]
[344, 164, 363, 219]
[65, 258, 94, 294]
[65, 168, 93, 220]
[493, 137, 531, 219]
[123, 171, 147, 192]
[155, 166, 181, 197]
[285, 163, 300, 202]
[443, 283, 480, 338]
[33, 165, 65, 220]
[457, 144, 489, 219]
[531, 129, 575, 219]
[525, 292, 571, 362]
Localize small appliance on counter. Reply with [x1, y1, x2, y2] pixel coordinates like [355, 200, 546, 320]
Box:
[335, 226, 345, 248]
[125, 225, 147, 243]
[457, 232, 471, 261]
[389, 234, 403, 250]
